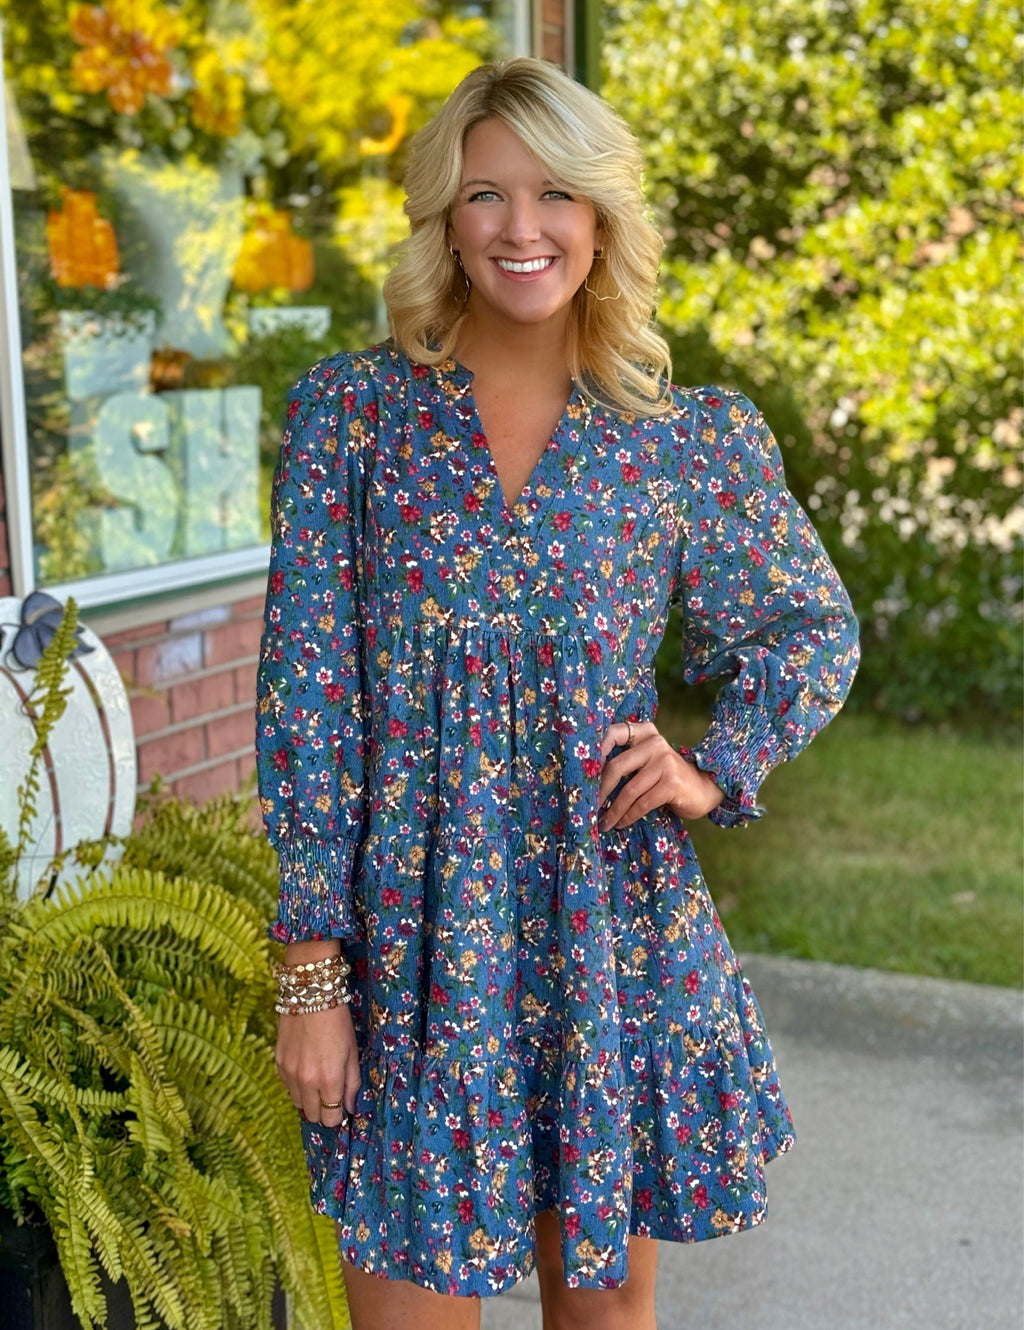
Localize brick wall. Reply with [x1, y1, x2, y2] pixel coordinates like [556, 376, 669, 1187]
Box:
[541, 0, 568, 64]
[104, 594, 263, 804]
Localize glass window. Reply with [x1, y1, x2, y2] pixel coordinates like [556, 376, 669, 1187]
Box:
[2, 0, 519, 593]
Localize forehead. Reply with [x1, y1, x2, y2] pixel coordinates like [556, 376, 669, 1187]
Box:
[459, 118, 547, 178]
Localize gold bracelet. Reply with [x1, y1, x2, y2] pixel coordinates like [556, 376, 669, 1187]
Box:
[273, 954, 352, 1015]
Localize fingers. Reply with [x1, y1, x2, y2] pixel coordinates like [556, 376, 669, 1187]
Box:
[275, 1004, 362, 1128]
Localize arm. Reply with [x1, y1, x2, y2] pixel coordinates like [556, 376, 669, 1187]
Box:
[256, 354, 372, 942]
[676, 390, 860, 828]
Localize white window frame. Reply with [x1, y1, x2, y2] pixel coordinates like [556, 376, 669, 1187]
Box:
[0, 1, 532, 610]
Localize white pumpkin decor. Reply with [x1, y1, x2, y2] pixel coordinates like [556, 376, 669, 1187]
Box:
[0, 594, 137, 901]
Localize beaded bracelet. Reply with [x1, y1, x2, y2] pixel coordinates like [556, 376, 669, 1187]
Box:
[273, 954, 353, 1015]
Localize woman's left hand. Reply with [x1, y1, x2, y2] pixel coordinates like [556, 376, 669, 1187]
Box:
[597, 721, 724, 830]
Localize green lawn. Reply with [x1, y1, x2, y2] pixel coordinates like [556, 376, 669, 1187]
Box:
[658, 705, 1024, 988]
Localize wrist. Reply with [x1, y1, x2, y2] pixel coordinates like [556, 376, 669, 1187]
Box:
[284, 939, 342, 964]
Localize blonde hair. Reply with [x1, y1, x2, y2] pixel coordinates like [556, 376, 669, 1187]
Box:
[382, 57, 673, 416]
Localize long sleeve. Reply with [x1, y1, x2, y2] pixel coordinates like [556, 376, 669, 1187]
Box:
[675, 388, 860, 828]
[256, 353, 372, 941]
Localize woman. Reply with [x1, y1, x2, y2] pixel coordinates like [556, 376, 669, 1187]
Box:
[256, 56, 859, 1330]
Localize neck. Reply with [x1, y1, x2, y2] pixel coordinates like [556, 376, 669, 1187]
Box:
[454, 307, 573, 394]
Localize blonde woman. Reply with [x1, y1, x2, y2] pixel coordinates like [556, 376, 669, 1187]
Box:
[257, 56, 859, 1330]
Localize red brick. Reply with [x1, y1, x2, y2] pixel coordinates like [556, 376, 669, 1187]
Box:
[0, 572, 11, 599]
[171, 669, 234, 724]
[0, 518, 8, 574]
[111, 648, 136, 688]
[231, 594, 266, 617]
[174, 760, 241, 805]
[543, 0, 564, 26]
[542, 30, 563, 62]
[206, 709, 255, 760]
[103, 621, 168, 648]
[204, 617, 263, 668]
[138, 726, 204, 782]
[130, 692, 170, 736]
[234, 661, 257, 704]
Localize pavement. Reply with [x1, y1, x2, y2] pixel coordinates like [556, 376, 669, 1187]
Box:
[480, 955, 1024, 1330]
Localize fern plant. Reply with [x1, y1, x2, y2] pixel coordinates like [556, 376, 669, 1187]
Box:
[0, 601, 349, 1330]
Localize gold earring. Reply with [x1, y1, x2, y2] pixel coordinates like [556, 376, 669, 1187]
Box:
[586, 249, 620, 300]
[584, 278, 621, 301]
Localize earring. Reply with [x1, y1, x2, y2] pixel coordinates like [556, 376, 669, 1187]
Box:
[584, 278, 622, 301]
[449, 246, 471, 301]
[586, 249, 620, 300]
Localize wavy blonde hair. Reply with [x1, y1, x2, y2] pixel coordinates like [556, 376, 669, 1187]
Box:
[383, 57, 673, 416]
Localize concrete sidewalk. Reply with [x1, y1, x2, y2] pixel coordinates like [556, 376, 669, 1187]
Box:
[481, 955, 1024, 1330]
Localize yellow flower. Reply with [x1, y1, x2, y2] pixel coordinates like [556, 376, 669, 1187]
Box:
[191, 47, 245, 137]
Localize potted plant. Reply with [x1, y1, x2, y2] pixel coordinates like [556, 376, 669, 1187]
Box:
[0, 600, 348, 1329]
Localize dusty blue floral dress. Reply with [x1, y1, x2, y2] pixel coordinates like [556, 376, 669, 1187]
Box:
[255, 343, 859, 1297]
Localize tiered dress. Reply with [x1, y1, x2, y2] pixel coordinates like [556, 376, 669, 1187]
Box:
[255, 343, 859, 1297]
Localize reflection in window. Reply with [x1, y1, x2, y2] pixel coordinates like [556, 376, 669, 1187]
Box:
[3, 0, 514, 585]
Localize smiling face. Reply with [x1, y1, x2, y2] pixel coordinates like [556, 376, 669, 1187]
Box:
[447, 118, 603, 336]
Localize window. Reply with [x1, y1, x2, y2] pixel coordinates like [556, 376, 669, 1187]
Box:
[0, 0, 526, 606]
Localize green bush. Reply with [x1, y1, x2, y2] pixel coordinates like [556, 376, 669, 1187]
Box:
[605, 0, 1023, 719]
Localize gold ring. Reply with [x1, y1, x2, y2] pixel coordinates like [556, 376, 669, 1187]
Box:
[319, 1099, 344, 1110]
[625, 719, 634, 746]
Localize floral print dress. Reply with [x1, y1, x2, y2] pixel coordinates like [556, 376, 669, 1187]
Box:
[255, 343, 859, 1298]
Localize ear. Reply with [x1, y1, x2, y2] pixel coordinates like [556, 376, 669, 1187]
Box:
[593, 219, 606, 254]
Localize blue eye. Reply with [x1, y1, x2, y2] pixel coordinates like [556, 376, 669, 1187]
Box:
[544, 189, 573, 200]
[467, 190, 499, 202]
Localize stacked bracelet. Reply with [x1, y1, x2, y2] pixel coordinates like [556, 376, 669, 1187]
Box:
[273, 954, 353, 1015]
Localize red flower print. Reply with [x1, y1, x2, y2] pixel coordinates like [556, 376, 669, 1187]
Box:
[287, 398, 300, 419]
[586, 640, 603, 663]
[571, 909, 589, 934]
[323, 683, 343, 702]
[270, 570, 285, 594]
[458, 1197, 474, 1222]
[565, 1213, 581, 1237]
[719, 1091, 740, 1111]
[636, 1187, 653, 1212]
[686, 566, 701, 589]
[272, 748, 289, 771]
[685, 970, 700, 995]
[452, 1129, 471, 1150]
[716, 490, 737, 510]
[693, 1184, 710, 1209]
[388, 718, 409, 738]
[406, 567, 424, 593]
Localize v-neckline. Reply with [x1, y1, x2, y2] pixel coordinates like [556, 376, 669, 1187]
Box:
[439, 356, 590, 530]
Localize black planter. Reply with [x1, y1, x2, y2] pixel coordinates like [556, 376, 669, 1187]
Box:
[0, 1203, 287, 1329]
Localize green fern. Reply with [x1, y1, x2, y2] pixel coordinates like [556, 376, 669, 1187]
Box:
[0, 771, 350, 1328]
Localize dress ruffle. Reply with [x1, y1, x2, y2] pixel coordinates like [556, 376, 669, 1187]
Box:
[299, 961, 793, 1296]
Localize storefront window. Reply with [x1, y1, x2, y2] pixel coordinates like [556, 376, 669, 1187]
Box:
[2, 0, 519, 595]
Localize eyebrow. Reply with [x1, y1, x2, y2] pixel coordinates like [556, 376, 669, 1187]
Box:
[459, 178, 560, 190]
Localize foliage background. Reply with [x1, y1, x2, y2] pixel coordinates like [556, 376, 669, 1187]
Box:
[606, 0, 1023, 721]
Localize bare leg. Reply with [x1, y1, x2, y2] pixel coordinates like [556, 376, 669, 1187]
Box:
[340, 1255, 482, 1330]
[534, 1208, 658, 1330]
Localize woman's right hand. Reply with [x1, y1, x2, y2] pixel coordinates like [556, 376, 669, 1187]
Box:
[275, 1000, 361, 1129]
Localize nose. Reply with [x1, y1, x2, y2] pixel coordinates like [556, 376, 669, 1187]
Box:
[500, 194, 542, 246]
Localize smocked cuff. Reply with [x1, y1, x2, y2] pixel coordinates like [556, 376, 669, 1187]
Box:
[267, 834, 365, 943]
[686, 699, 787, 829]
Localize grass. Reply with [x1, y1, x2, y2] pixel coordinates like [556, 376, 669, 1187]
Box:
[658, 703, 1023, 988]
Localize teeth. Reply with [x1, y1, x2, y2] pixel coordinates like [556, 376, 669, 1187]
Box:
[495, 257, 554, 273]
